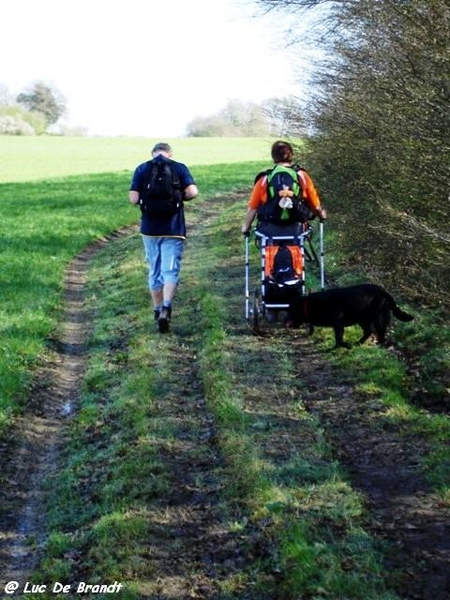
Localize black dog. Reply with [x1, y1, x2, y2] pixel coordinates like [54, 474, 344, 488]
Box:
[288, 283, 414, 348]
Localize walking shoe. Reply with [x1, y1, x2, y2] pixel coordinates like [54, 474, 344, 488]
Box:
[154, 309, 160, 321]
[158, 306, 171, 333]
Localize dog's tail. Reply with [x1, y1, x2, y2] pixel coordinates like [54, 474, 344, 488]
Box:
[385, 291, 414, 322]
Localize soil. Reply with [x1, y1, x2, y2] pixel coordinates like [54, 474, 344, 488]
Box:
[0, 227, 135, 591]
[1, 210, 449, 599]
[289, 336, 450, 600]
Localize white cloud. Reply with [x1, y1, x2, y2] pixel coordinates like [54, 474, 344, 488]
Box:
[2, 0, 317, 136]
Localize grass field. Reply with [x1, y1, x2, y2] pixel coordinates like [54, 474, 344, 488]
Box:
[0, 136, 272, 183]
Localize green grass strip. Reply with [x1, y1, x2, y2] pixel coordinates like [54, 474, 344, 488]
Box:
[190, 199, 400, 599]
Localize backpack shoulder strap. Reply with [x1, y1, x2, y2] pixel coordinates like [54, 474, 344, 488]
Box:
[142, 159, 156, 186]
[168, 158, 181, 189]
[254, 169, 271, 185]
[143, 159, 154, 173]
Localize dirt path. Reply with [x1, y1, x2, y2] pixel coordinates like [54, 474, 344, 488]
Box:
[0, 220, 259, 599]
[229, 311, 450, 599]
[287, 334, 450, 600]
[199, 195, 450, 598]
[128, 336, 255, 599]
[0, 227, 135, 590]
[1, 206, 449, 599]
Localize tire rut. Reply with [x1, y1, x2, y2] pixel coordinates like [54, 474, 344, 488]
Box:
[136, 339, 250, 599]
[288, 334, 450, 600]
[0, 227, 136, 589]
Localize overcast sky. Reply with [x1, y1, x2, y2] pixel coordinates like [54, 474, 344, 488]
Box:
[2, 0, 319, 137]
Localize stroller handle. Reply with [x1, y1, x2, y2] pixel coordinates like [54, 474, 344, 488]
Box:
[254, 227, 313, 244]
[319, 221, 325, 289]
[244, 234, 250, 319]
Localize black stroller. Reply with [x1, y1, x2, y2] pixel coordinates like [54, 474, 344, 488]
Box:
[245, 221, 325, 331]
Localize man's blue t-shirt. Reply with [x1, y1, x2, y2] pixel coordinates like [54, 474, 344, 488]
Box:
[130, 155, 195, 238]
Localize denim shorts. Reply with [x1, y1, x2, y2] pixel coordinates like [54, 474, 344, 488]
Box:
[141, 236, 184, 291]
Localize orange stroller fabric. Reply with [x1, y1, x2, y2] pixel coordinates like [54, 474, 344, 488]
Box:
[264, 245, 303, 278]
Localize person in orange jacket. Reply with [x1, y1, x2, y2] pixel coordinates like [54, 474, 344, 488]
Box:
[241, 140, 327, 237]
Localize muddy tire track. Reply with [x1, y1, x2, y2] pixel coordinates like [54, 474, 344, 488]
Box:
[132, 338, 255, 599]
[289, 334, 450, 600]
[235, 319, 450, 598]
[0, 227, 136, 589]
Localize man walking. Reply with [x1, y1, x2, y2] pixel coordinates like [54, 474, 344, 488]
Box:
[129, 143, 198, 333]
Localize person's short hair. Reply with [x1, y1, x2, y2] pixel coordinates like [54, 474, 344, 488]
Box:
[271, 140, 294, 163]
[152, 142, 172, 154]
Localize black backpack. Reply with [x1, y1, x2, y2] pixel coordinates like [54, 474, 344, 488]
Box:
[271, 245, 297, 283]
[257, 165, 311, 225]
[140, 157, 182, 216]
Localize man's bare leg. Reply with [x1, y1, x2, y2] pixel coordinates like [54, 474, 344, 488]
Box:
[163, 282, 177, 305]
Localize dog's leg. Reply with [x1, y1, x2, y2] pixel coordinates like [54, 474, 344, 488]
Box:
[358, 322, 373, 345]
[375, 320, 387, 344]
[376, 328, 387, 344]
[374, 307, 390, 344]
[334, 323, 351, 349]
